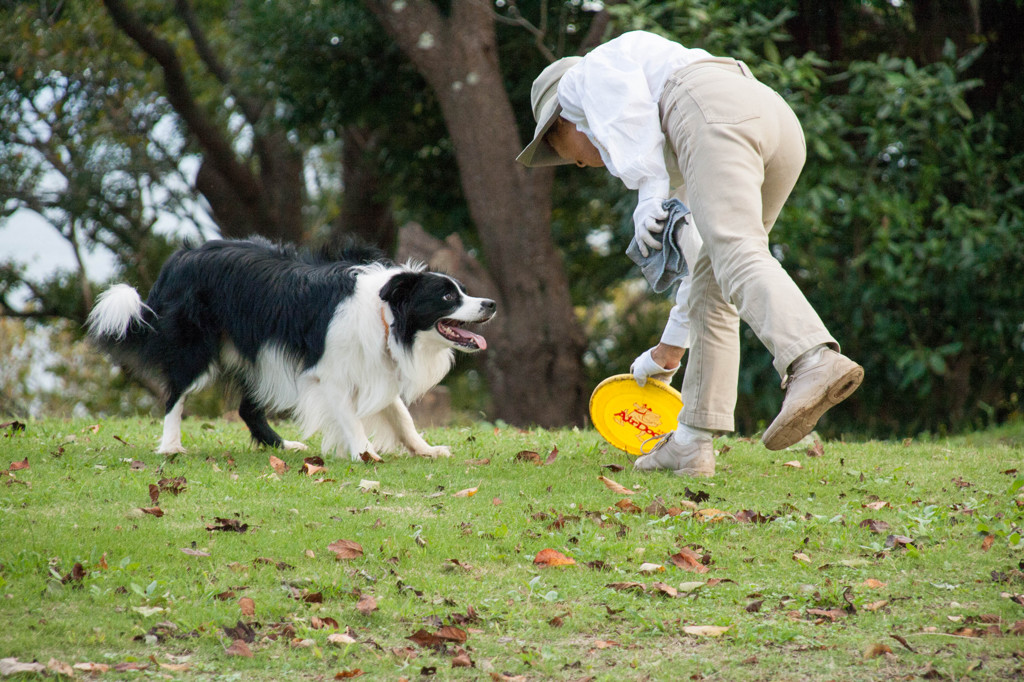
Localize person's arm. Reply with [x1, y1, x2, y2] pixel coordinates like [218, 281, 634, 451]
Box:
[632, 213, 703, 385]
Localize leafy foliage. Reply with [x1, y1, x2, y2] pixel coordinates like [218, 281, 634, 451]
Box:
[0, 2, 205, 317]
[1, 0, 1022, 437]
[777, 45, 1024, 436]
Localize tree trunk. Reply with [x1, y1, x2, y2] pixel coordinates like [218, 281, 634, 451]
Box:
[910, 0, 975, 64]
[362, 0, 588, 426]
[329, 125, 397, 253]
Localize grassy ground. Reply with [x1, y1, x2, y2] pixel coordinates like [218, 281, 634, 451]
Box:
[1, 416, 1022, 680]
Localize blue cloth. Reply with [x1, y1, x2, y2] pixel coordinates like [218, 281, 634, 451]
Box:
[626, 198, 691, 293]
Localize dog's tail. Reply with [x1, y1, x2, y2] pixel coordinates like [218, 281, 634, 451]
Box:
[86, 283, 155, 349]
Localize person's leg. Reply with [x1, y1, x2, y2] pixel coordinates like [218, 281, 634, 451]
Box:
[657, 62, 859, 452]
[671, 67, 836, 375]
[679, 243, 740, 433]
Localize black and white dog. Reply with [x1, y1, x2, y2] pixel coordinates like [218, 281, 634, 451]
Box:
[87, 237, 495, 460]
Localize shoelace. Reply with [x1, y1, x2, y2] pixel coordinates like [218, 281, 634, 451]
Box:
[640, 432, 673, 456]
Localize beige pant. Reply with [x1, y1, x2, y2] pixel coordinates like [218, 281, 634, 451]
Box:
[660, 59, 837, 432]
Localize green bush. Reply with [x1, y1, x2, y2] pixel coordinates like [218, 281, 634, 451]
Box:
[771, 43, 1024, 437]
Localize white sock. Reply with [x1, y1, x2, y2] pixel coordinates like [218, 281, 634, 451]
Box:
[796, 344, 828, 368]
[675, 423, 714, 444]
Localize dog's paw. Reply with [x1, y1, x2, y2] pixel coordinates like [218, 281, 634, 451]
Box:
[282, 440, 309, 451]
[156, 443, 187, 455]
[417, 445, 452, 459]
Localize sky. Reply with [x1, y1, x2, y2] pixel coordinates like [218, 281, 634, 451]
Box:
[1, 209, 119, 305]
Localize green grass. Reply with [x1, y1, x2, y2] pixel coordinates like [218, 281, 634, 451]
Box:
[1, 417, 1022, 680]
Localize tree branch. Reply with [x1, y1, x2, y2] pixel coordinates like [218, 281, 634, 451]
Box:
[173, 0, 264, 128]
[101, 0, 265, 209]
[67, 217, 94, 311]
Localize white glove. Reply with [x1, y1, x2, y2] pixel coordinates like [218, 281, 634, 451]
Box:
[630, 348, 679, 387]
[632, 196, 669, 258]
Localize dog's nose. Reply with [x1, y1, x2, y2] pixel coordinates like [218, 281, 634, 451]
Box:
[480, 299, 496, 313]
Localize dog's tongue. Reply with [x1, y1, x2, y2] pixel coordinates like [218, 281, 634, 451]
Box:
[455, 328, 486, 350]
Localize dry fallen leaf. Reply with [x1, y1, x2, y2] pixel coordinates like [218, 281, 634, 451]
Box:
[695, 508, 732, 522]
[206, 517, 249, 533]
[638, 562, 665, 574]
[651, 582, 678, 598]
[269, 455, 288, 474]
[335, 669, 365, 679]
[863, 600, 889, 612]
[356, 594, 378, 615]
[436, 626, 467, 643]
[807, 608, 845, 622]
[597, 475, 635, 495]
[533, 548, 575, 567]
[615, 499, 643, 514]
[514, 450, 542, 464]
[239, 597, 255, 616]
[453, 487, 478, 498]
[863, 643, 892, 659]
[1, 419, 26, 433]
[328, 632, 358, 646]
[46, 659, 74, 676]
[226, 639, 254, 657]
[783, 460, 803, 469]
[408, 629, 445, 648]
[682, 625, 730, 637]
[73, 662, 110, 673]
[606, 582, 646, 593]
[669, 548, 709, 574]
[451, 648, 473, 668]
[312, 616, 340, 630]
[862, 578, 887, 589]
[860, 519, 891, 533]
[0, 659, 46, 675]
[885, 534, 915, 548]
[328, 539, 364, 560]
[304, 462, 328, 476]
[180, 548, 210, 557]
[792, 552, 812, 564]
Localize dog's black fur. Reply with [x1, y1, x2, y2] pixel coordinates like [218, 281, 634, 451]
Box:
[87, 237, 495, 459]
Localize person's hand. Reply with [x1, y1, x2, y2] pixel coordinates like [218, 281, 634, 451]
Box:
[633, 197, 669, 258]
[631, 347, 681, 387]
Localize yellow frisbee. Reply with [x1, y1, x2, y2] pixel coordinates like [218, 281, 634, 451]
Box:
[589, 374, 682, 456]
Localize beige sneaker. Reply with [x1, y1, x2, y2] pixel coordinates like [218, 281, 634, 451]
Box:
[762, 348, 863, 451]
[633, 433, 715, 477]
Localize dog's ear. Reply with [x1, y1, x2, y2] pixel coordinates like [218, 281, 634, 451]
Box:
[380, 272, 420, 344]
[379, 271, 420, 307]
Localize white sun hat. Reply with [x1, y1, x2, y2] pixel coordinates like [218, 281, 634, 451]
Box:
[515, 56, 583, 167]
